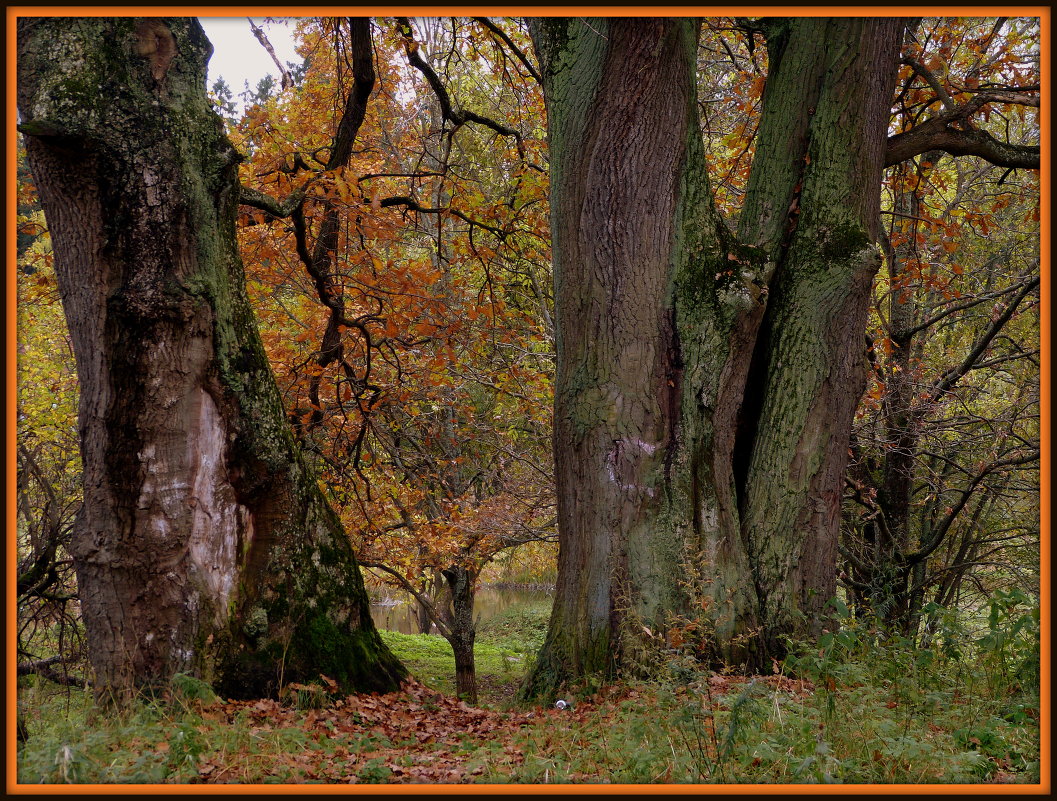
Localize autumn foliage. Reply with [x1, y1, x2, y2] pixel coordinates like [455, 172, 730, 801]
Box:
[226, 18, 555, 599]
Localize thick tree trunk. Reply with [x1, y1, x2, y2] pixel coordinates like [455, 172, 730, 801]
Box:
[17, 17, 405, 700]
[524, 17, 904, 696]
[523, 18, 712, 696]
[729, 17, 906, 662]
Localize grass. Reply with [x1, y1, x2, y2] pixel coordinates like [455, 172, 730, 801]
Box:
[380, 598, 550, 705]
[15, 597, 1041, 786]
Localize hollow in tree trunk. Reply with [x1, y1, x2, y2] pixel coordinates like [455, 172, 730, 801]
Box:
[17, 17, 405, 701]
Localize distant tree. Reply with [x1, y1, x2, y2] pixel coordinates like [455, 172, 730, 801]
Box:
[242, 74, 277, 107]
[209, 76, 239, 122]
[233, 16, 555, 704]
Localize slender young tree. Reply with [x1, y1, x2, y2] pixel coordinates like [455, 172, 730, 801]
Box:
[17, 17, 405, 700]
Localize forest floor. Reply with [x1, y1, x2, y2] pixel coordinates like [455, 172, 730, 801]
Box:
[15, 603, 1042, 786]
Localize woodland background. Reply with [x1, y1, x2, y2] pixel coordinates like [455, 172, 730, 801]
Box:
[15, 15, 1041, 784]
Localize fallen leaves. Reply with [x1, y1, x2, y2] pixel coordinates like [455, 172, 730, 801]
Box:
[193, 679, 536, 784]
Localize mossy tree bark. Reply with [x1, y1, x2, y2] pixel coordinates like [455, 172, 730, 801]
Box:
[522, 18, 712, 695]
[523, 17, 906, 697]
[17, 17, 405, 701]
[727, 17, 906, 664]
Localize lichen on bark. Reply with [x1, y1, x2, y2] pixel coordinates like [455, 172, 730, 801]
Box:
[522, 16, 907, 693]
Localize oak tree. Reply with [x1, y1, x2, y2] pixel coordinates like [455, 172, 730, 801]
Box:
[16, 17, 405, 700]
[522, 16, 1039, 695]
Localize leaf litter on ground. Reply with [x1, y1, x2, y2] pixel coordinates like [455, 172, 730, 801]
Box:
[192, 679, 547, 783]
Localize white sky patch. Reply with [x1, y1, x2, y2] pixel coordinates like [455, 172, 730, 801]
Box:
[198, 17, 300, 109]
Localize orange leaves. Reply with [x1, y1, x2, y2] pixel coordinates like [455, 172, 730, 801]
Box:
[194, 679, 536, 784]
[412, 320, 436, 338]
[224, 15, 555, 592]
[749, 74, 766, 100]
[329, 169, 357, 204]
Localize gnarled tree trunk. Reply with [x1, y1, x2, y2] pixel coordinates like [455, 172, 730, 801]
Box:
[523, 16, 905, 697]
[17, 17, 405, 700]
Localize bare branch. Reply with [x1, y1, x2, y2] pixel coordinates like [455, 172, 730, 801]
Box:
[248, 18, 293, 90]
[929, 273, 1039, 403]
[905, 450, 1040, 565]
[359, 561, 452, 640]
[472, 17, 542, 85]
[901, 55, 956, 112]
[379, 195, 507, 240]
[896, 261, 1026, 338]
[395, 18, 523, 153]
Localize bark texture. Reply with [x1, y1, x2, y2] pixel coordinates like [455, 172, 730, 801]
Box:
[524, 16, 906, 696]
[524, 18, 712, 695]
[731, 17, 906, 662]
[17, 17, 405, 700]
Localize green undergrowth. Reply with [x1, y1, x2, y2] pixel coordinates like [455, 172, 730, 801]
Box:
[474, 595, 1040, 784]
[480, 670, 1039, 784]
[16, 596, 1040, 785]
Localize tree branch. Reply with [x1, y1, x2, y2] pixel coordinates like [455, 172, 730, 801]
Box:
[905, 450, 1040, 565]
[359, 561, 452, 640]
[929, 273, 1039, 403]
[472, 17, 542, 84]
[17, 657, 89, 688]
[238, 184, 308, 218]
[895, 257, 1020, 338]
[248, 18, 293, 90]
[379, 195, 507, 240]
[886, 109, 1040, 168]
[901, 55, 957, 112]
[395, 18, 523, 152]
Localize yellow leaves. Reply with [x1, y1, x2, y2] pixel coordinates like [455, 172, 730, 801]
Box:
[17, 216, 47, 238]
[331, 171, 356, 203]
